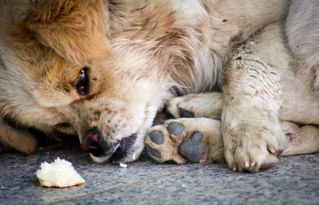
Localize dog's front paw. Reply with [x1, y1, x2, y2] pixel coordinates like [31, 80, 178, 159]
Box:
[167, 93, 223, 119]
[223, 118, 283, 172]
[145, 118, 223, 164]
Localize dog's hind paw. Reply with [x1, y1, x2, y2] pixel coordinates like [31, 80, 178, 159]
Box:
[145, 118, 223, 164]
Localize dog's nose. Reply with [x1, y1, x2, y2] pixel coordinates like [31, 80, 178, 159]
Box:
[86, 127, 114, 156]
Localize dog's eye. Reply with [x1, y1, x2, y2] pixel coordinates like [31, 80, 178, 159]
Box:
[76, 67, 90, 95]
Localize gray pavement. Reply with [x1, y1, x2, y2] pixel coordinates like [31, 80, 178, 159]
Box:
[1, 144, 318, 205]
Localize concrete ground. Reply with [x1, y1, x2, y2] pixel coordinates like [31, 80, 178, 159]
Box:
[1, 144, 319, 205]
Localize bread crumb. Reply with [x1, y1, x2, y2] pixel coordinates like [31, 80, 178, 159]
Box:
[119, 162, 128, 168]
[36, 158, 85, 188]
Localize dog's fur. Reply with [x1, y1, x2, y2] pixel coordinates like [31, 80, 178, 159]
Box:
[1, 0, 318, 170]
[147, 21, 319, 172]
[286, 0, 319, 95]
[0, 0, 110, 153]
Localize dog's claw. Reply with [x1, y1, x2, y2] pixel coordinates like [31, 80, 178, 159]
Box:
[267, 144, 276, 154]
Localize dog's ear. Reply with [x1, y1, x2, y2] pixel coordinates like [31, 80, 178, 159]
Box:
[0, 119, 38, 154]
[25, 0, 110, 65]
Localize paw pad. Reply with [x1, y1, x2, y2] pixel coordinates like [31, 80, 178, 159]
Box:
[149, 130, 164, 145]
[179, 109, 194, 118]
[145, 145, 161, 158]
[178, 131, 204, 162]
[167, 122, 184, 136]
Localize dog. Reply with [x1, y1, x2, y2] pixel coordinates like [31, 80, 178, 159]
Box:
[2, 0, 318, 171]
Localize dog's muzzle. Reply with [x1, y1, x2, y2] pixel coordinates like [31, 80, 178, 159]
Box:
[85, 127, 136, 163]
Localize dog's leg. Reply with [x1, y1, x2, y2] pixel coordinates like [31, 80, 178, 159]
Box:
[222, 55, 285, 172]
[280, 121, 319, 156]
[145, 119, 319, 166]
[221, 22, 293, 172]
[145, 118, 223, 164]
[0, 119, 37, 154]
[167, 92, 223, 119]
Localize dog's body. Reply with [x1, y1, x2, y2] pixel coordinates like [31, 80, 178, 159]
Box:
[146, 0, 319, 172]
[1, 0, 318, 171]
[147, 21, 319, 171]
[90, 0, 291, 163]
[286, 0, 319, 95]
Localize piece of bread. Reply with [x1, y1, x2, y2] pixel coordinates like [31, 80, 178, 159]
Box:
[36, 158, 85, 188]
[119, 162, 128, 168]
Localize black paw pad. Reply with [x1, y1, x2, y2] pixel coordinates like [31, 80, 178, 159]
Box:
[179, 109, 194, 118]
[167, 122, 184, 136]
[145, 145, 161, 158]
[149, 130, 164, 145]
[178, 131, 204, 163]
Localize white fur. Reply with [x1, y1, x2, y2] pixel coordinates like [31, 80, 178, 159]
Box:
[146, 21, 319, 172]
[169, 0, 207, 23]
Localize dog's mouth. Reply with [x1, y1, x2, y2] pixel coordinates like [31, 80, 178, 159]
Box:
[89, 133, 137, 163]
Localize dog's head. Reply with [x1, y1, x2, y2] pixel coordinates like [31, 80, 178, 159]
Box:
[69, 42, 172, 163]
[2, 0, 199, 162]
[3, 2, 171, 162]
[18, 41, 169, 163]
[0, 0, 111, 150]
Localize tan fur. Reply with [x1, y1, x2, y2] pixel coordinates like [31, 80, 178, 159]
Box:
[0, 118, 37, 154]
[0, 0, 110, 152]
[4, 0, 312, 169]
[145, 118, 223, 164]
[25, 0, 110, 65]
